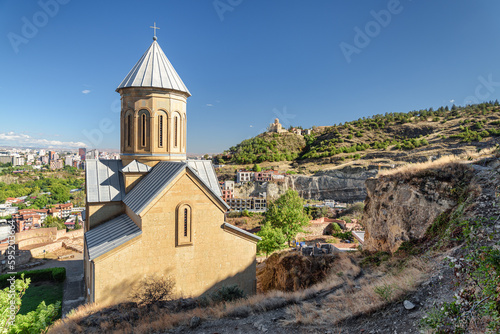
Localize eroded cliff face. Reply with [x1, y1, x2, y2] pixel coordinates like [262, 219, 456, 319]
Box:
[233, 166, 378, 202]
[286, 166, 378, 202]
[363, 164, 473, 253]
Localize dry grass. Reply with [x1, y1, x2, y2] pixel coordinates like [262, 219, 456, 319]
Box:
[378, 149, 496, 178]
[283, 256, 430, 327]
[48, 253, 361, 334]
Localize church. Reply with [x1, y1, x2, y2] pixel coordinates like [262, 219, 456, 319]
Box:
[83, 33, 260, 305]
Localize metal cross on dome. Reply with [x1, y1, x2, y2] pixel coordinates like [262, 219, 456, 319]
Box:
[150, 22, 160, 39]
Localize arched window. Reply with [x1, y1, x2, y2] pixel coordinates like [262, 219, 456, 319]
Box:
[141, 113, 147, 147]
[174, 116, 178, 148]
[127, 114, 132, 147]
[183, 208, 188, 237]
[158, 115, 164, 148]
[177, 204, 192, 246]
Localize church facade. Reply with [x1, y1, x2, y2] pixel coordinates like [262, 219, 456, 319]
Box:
[83, 37, 260, 305]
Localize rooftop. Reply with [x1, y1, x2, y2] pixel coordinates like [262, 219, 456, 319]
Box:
[116, 39, 191, 96]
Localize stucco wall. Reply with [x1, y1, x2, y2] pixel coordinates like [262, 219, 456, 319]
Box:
[92, 172, 257, 305]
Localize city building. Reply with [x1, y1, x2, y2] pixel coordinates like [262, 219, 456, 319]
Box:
[254, 171, 273, 182]
[227, 197, 267, 212]
[49, 203, 73, 218]
[49, 159, 64, 170]
[79, 148, 86, 161]
[236, 171, 254, 183]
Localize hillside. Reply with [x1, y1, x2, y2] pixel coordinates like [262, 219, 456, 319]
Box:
[217, 102, 500, 172]
[48, 154, 500, 333]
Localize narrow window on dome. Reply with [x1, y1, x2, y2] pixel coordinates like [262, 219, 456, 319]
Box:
[141, 114, 146, 147]
[159, 115, 163, 148]
[127, 114, 131, 147]
[174, 116, 179, 148]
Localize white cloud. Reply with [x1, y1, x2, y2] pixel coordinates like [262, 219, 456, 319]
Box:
[0, 131, 87, 148]
[449, 99, 455, 103]
[82, 90, 91, 94]
[206, 104, 213, 107]
[249, 125, 253, 127]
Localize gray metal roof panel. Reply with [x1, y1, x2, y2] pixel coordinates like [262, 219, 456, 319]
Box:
[85, 214, 142, 260]
[186, 160, 223, 197]
[124, 160, 228, 215]
[222, 222, 261, 241]
[121, 160, 152, 173]
[116, 40, 191, 96]
[86, 160, 125, 203]
[123, 161, 186, 215]
[186, 164, 229, 210]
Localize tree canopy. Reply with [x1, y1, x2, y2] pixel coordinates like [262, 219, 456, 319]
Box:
[264, 190, 310, 244]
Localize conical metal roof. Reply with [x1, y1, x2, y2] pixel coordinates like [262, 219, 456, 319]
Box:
[116, 39, 191, 96]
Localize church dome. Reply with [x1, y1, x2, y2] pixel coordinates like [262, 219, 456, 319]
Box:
[116, 39, 191, 96]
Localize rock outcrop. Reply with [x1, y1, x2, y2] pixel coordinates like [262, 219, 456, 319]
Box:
[363, 163, 473, 253]
[286, 166, 378, 202]
[233, 165, 378, 203]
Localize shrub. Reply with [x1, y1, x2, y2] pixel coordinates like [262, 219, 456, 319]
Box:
[242, 209, 253, 217]
[130, 274, 175, 305]
[374, 284, 395, 302]
[332, 231, 353, 241]
[209, 285, 246, 304]
[0, 275, 61, 333]
[360, 251, 391, 267]
[0, 268, 66, 289]
[331, 223, 342, 233]
[199, 285, 246, 306]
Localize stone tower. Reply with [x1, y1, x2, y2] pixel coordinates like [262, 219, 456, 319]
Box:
[116, 37, 191, 167]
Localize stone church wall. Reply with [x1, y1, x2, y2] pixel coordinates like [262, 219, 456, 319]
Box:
[93, 172, 257, 305]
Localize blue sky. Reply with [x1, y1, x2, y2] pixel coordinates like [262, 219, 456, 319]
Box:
[1, 0, 500, 153]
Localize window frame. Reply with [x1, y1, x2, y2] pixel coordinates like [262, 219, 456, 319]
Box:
[176, 203, 192, 246]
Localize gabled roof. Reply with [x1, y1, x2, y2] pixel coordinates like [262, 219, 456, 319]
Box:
[121, 160, 152, 173]
[116, 40, 191, 96]
[186, 160, 222, 197]
[86, 160, 125, 203]
[123, 162, 186, 214]
[123, 161, 229, 215]
[85, 214, 142, 260]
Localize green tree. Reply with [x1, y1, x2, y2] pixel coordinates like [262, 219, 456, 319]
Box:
[49, 184, 69, 204]
[31, 195, 48, 210]
[256, 223, 287, 256]
[74, 216, 82, 230]
[252, 164, 261, 172]
[0, 275, 60, 333]
[265, 190, 310, 245]
[43, 216, 65, 230]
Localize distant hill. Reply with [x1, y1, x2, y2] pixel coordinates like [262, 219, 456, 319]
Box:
[217, 102, 500, 168]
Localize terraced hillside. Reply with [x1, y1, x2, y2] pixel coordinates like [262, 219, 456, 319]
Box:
[217, 102, 500, 171]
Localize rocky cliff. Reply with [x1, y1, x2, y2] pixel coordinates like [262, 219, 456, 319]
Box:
[233, 165, 378, 202]
[286, 166, 378, 202]
[363, 163, 473, 253]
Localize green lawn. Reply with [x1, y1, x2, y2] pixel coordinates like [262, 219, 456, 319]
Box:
[19, 281, 64, 319]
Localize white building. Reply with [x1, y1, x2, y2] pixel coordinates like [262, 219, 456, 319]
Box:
[236, 171, 253, 183]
